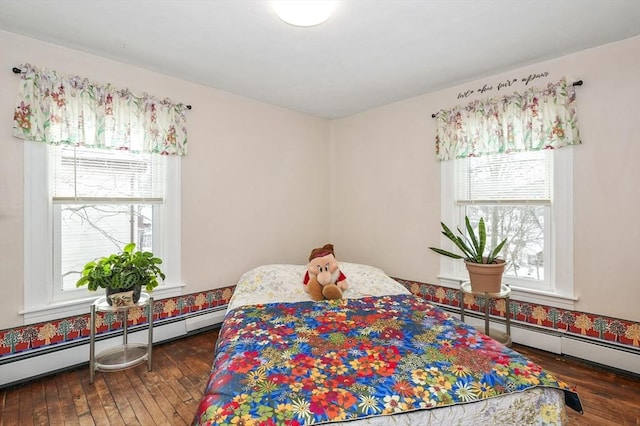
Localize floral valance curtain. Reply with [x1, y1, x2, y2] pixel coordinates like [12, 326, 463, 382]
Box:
[435, 77, 580, 161]
[13, 63, 188, 155]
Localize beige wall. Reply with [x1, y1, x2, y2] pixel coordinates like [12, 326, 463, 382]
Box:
[1, 29, 638, 329]
[0, 30, 330, 329]
[331, 36, 640, 322]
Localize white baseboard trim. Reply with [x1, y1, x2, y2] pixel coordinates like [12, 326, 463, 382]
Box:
[561, 336, 640, 375]
[459, 314, 562, 353]
[186, 310, 227, 332]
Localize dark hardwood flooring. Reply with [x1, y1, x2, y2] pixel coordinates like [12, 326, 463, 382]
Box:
[1, 328, 639, 425]
[514, 344, 640, 425]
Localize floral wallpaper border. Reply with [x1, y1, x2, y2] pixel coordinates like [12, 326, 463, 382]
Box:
[2, 279, 639, 362]
[394, 278, 640, 349]
[0, 286, 235, 358]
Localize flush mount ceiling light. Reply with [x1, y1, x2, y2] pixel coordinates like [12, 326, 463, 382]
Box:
[272, 1, 337, 27]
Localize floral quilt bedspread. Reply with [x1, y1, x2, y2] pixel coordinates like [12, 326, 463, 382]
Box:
[193, 294, 582, 425]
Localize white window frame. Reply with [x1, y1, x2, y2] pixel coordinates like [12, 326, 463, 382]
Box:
[22, 141, 183, 325]
[438, 147, 576, 310]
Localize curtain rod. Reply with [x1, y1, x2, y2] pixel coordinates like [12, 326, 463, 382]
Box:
[430, 80, 583, 118]
[12, 66, 192, 110]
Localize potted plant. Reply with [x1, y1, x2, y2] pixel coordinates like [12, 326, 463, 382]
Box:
[76, 242, 165, 305]
[429, 216, 507, 293]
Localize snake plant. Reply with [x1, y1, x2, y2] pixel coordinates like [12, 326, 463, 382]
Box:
[429, 216, 507, 264]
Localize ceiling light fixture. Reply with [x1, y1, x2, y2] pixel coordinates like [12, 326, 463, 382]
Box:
[272, 1, 337, 27]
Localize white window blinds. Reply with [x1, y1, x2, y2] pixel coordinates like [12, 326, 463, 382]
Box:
[456, 150, 552, 204]
[50, 146, 165, 203]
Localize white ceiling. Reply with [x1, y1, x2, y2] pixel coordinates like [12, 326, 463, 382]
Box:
[1, 0, 639, 119]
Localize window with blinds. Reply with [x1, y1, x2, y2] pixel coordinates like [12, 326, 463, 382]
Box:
[50, 146, 165, 202]
[457, 150, 552, 203]
[50, 145, 166, 292]
[454, 150, 552, 286]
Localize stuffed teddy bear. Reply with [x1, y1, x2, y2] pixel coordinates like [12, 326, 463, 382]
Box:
[303, 243, 348, 301]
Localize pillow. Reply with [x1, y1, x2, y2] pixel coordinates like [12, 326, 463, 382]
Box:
[227, 262, 409, 312]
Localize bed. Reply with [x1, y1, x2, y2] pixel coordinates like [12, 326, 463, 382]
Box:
[193, 263, 582, 425]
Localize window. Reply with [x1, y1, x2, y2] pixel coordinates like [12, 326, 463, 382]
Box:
[439, 147, 575, 309]
[51, 145, 164, 297]
[23, 142, 182, 324]
[459, 150, 550, 289]
[433, 77, 580, 309]
[14, 64, 187, 324]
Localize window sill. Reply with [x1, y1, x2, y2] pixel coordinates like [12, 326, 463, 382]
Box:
[19, 283, 184, 325]
[437, 275, 577, 311]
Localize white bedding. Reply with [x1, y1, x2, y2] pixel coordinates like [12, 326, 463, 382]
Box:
[227, 262, 410, 312]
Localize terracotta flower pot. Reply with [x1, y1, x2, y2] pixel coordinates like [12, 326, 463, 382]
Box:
[465, 259, 505, 293]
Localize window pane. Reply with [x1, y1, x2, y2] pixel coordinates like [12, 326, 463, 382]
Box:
[51, 146, 165, 199]
[458, 151, 551, 202]
[59, 204, 153, 291]
[465, 205, 545, 280]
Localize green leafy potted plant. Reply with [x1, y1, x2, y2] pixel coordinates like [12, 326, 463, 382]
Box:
[429, 216, 507, 293]
[76, 242, 165, 305]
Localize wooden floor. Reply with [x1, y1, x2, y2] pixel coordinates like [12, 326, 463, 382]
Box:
[1, 328, 639, 425]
